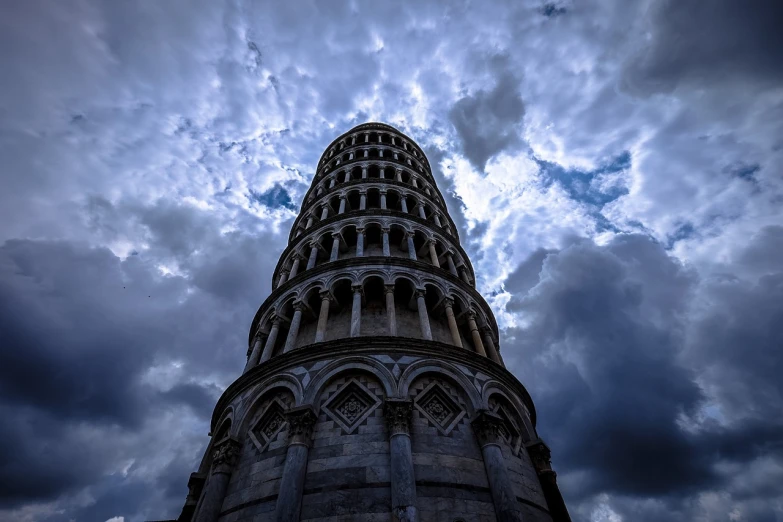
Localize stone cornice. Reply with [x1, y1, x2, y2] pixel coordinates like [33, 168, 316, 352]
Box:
[316, 122, 431, 173]
[253, 255, 491, 345]
[213, 337, 537, 431]
[276, 209, 473, 285]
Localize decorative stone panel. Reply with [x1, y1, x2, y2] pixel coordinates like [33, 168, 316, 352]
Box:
[249, 398, 288, 452]
[412, 380, 466, 435]
[322, 377, 382, 434]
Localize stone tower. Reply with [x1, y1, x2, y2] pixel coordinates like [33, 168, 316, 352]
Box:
[179, 123, 570, 522]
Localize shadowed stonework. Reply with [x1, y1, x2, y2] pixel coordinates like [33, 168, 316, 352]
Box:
[178, 123, 571, 522]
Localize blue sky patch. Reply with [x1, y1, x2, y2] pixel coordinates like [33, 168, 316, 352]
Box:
[537, 151, 631, 207]
[249, 184, 296, 210]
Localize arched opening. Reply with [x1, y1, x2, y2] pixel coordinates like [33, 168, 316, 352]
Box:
[366, 188, 381, 209]
[386, 189, 401, 213]
[368, 148, 380, 159]
[399, 169, 411, 184]
[392, 277, 421, 339]
[214, 418, 231, 441]
[272, 300, 294, 356]
[380, 133, 391, 145]
[361, 276, 387, 336]
[424, 283, 451, 345]
[388, 225, 407, 258]
[369, 131, 379, 143]
[367, 164, 381, 179]
[295, 287, 322, 349]
[347, 190, 361, 213]
[351, 165, 362, 180]
[340, 225, 358, 260]
[364, 223, 383, 257]
[453, 296, 474, 350]
[329, 279, 354, 339]
[412, 230, 428, 260]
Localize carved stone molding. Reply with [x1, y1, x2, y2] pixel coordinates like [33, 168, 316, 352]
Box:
[384, 398, 413, 437]
[527, 439, 555, 476]
[471, 410, 505, 448]
[211, 437, 241, 475]
[285, 405, 318, 447]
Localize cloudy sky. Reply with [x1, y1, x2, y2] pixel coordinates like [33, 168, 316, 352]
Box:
[1, 0, 782, 520]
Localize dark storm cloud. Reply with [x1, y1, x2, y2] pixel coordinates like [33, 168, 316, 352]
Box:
[503, 233, 783, 517]
[448, 56, 526, 172]
[622, 0, 783, 95]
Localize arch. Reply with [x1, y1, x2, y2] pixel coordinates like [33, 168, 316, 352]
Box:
[236, 375, 304, 435]
[398, 359, 481, 412]
[303, 356, 397, 406]
[481, 382, 536, 442]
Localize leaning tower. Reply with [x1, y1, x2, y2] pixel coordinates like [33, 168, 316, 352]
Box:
[179, 123, 570, 522]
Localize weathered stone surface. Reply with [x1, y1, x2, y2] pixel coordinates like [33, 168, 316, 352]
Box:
[178, 123, 569, 522]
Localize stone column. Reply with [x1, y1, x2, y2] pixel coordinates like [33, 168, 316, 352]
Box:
[406, 233, 417, 261]
[472, 411, 521, 522]
[329, 177, 336, 189]
[385, 284, 397, 336]
[382, 228, 391, 257]
[396, 169, 403, 182]
[193, 437, 241, 522]
[288, 256, 301, 279]
[314, 291, 331, 343]
[259, 316, 281, 363]
[305, 216, 314, 229]
[481, 326, 502, 364]
[467, 312, 487, 357]
[350, 284, 362, 337]
[384, 399, 419, 522]
[277, 269, 290, 288]
[418, 203, 426, 219]
[362, 166, 368, 179]
[359, 191, 367, 210]
[411, 177, 418, 188]
[528, 440, 571, 522]
[283, 302, 305, 353]
[380, 190, 387, 210]
[400, 197, 408, 213]
[345, 169, 352, 181]
[356, 228, 365, 256]
[306, 243, 319, 270]
[459, 266, 472, 285]
[446, 253, 459, 277]
[338, 196, 347, 214]
[415, 289, 432, 340]
[244, 330, 266, 373]
[428, 240, 440, 267]
[316, 186, 324, 197]
[179, 472, 206, 522]
[443, 298, 463, 348]
[274, 406, 318, 522]
[379, 167, 385, 179]
[329, 233, 341, 262]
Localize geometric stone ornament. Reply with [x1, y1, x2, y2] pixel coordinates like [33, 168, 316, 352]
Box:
[248, 398, 288, 452]
[322, 378, 382, 434]
[413, 381, 466, 435]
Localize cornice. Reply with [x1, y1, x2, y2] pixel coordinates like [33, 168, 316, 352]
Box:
[212, 338, 537, 431]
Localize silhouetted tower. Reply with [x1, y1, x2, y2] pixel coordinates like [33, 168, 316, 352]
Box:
[179, 123, 570, 522]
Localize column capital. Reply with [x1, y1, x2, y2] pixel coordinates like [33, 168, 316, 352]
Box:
[384, 284, 396, 295]
[293, 301, 307, 312]
[359, 188, 367, 195]
[427, 238, 438, 246]
[338, 194, 347, 200]
[286, 405, 318, 447]
[356, 227, 365, 234]
[381, 227, 390, 234]
[319, 290, 332, 302]
[466, 310, 477, 321]
[351, 284, 364, 295]
[211, 437, 241, 475]
[379, 188, 388, 195]
[384, 398, 413, 436]
[414, 288, 426, 299]
[280, 268, 290, 276]
[471, 410, 505, 448]
[480, 325, 494, 336]
[526, 439, 554, 475]
[443, 296, 454, 308]
[271, 314, 283, 326]
[331, 231, 341, 239]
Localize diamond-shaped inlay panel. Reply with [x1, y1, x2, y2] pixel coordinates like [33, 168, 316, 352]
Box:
[322, 378, 382, 434]
[413, 382, 466, 435]
[249, 400, 287, 452]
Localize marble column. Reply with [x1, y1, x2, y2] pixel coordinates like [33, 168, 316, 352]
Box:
[411, 177, 418, 188]
[362, 166, 368, 179]
[382, 228, 391, 257]
[359, 191, 367, 210]
[472, 411, 521, 522]
[380, 191, 387, 210]
[305, 216, 314, 229]
[406, 234, 417, 261]
[243, 330, 266, 373]
[259, 316, 281, 363]
[384, 399, 419, 522]
[459, 266, 472, 285]
[428, 240, 440, 267]
[443, 298, 463, 348]
[193, 437, 241, 522]
[283, 302, 305, 353]
[277, 269, 290, 288]
[527, 440, 571, 522]
[415, 289, 432, 340]
[481, 326, 502, 364]
[350, 285, 362, 337]
[396, 169, 403, 182]
[329, 178, 336, 189]
[320, 205, 329, 221]
[446, 253, 459, 277]
[467, 312, 487, 357]
[338, 196, 347, 214]
[288, 256, 301, 278]
[345, 169, 352, 181]
[316, 186, 324, 197]
[379, 167, 385, 179]
[356, 228, 365, 256]
[400, 197, 408, 213]
[418, 204, 426, 219]
[306, 243, 319, 270]
[314, 292, 331, 342]
[385, 284, 397, 336]
[274, 406, 318, 522]
[329, 233, 341, 262]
